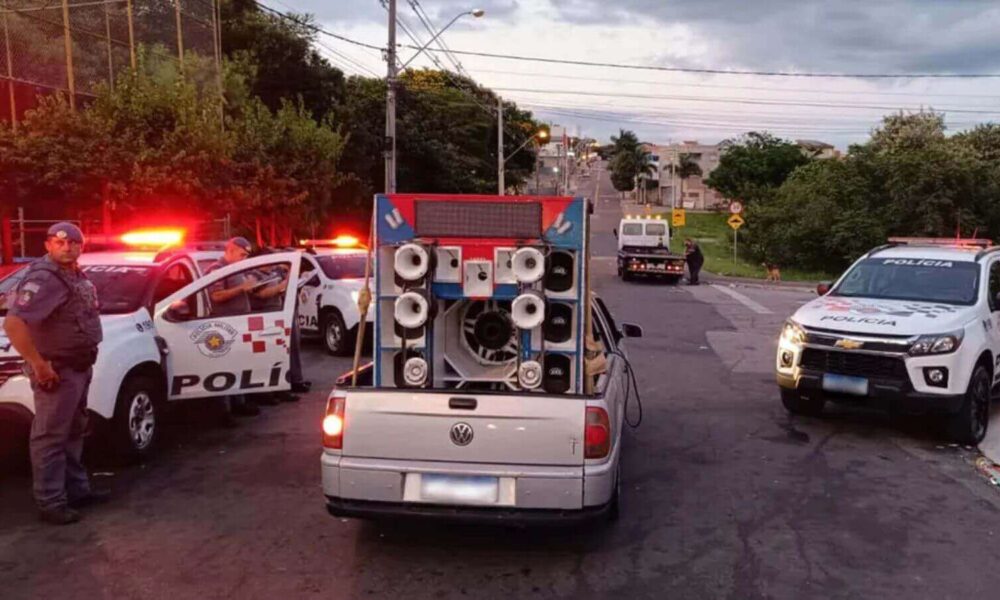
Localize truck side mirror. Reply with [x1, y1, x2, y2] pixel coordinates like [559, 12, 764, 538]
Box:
[621, 323, 643, 338]
[612, 228, 618, 239]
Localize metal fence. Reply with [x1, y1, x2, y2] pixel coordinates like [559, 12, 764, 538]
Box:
[0, 0, 220, 124]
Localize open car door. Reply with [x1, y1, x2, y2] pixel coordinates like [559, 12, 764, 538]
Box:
[152, 252, 301, 401]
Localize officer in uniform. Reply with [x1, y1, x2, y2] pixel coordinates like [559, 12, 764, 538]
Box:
[205, 237, 288, 416]
[3, 222, 108, 525]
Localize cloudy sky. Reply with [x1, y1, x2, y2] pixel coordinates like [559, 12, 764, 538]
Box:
[273, 0, 1000, 147]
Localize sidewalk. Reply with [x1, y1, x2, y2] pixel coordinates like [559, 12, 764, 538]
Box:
[702, 270, 818, 294]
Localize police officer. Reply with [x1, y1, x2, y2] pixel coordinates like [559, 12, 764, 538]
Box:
[3, 223, 108, 525]
[205, 237, 288, 416]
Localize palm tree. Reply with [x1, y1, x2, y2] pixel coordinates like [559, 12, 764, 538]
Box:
[663, 153, 703, 207]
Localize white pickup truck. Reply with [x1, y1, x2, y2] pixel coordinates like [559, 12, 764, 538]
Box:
[321, 296, 643, 524]
[777, 238, 1000, 444]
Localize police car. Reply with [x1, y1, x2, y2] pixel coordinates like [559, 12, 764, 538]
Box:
[777, 238, 1000, 444]
[297, 237, 373, 355]
[0, 231, 302, 460]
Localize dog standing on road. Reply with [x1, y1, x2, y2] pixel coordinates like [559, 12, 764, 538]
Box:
[763, 263, 781, 282]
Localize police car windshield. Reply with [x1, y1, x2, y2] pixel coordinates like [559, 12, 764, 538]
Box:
[833, 258, 980, 305]
[0, 268, 28, 314]
[315, 254, 367, 280]
[81, 265, 155, 314]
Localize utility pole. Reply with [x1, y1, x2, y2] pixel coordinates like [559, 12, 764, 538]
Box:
[497, 96, 504, 195]
[671, 147, 678, 210]
[384, 0, 397, 194]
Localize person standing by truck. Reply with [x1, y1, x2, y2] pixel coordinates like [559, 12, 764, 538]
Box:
[3, 223, 109, 525]
[685, 238, 704, 285]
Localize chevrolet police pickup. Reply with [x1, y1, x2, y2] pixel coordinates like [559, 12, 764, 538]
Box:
[296, 239, 374, 356]
[614, 215, 686, 283]
[0, 242, 302, 461]
[320, 296, 642, 524]
[777, 238, 1000, 444]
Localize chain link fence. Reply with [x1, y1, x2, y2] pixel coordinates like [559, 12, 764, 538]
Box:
[1, 0, 220, 124]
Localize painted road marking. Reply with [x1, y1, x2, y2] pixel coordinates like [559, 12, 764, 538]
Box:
[711, 284, 773, 315]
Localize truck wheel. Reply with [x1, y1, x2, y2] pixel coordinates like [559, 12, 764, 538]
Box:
[321, 310, 351, 356]
[111, 374, 163, 462]
[621, 271, 633, 282]
[945, 364, 991, 445]
[665, 275, 681, 285]
[780, 388, 825, 417]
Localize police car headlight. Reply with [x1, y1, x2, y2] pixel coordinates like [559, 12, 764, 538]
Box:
[780, 320, 806, 346]
[909, 331, 963, 356]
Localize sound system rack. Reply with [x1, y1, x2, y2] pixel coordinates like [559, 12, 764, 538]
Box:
[373, 194, 588, 394]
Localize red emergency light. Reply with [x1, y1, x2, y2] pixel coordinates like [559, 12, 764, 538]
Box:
[888, 237, 992, 249]
[121, 229, 186, 247]
[299, 234, 365, 249]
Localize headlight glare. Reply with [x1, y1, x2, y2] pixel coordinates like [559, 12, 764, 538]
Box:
[910, 331, 963, 356]
[780, 320, 806, 346]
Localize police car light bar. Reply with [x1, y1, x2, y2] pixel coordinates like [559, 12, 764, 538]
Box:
[298, 235, 365, 249]
[121, 229, 186, 247]
[888, 237, 992, 248]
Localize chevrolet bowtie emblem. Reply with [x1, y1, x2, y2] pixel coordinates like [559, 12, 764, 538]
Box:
[835, 339, 864, 350]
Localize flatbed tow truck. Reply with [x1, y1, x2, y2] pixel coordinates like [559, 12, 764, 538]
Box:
[615, 214, 686, 283]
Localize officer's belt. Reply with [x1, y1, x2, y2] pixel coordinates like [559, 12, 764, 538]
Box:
[45, 349, 98, 372]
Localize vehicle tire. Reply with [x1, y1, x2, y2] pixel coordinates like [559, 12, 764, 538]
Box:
[780, 387, 825, 417]
[945, 364, 991, 445]
[111, 374, 163, 462]
[665, 275, 681, 286]
[622, 271, 633, 282]
[321, 310, 351, 356]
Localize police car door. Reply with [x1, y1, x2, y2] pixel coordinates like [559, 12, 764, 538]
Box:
[152, 252, 301, 401]
[297, 254, 322, 333]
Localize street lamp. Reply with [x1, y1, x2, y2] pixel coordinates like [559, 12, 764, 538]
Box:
[387, 6, 484, 194]
[399, 8, 485, 70]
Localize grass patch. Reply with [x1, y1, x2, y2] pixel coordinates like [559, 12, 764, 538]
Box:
[643, 210, 837, 282]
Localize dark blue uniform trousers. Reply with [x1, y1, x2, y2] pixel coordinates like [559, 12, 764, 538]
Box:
[30, 366, 92, 510]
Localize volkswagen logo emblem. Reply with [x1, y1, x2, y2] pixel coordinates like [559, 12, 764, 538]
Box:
[450, 422, 474, 446]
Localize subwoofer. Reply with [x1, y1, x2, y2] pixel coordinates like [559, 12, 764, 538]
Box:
[544, 250, 574, 293]
[543, 302, 574, 344]
[542, 353, 572, 394]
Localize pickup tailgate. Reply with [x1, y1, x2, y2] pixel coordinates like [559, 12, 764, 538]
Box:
[342, 390, 586, 466]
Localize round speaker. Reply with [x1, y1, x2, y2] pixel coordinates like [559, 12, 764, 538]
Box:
[394, 290, 431, 329]
[545, 250, 574, 293]
[393, 350, 425, 387]
[511, 291, 545, 330]
[518, 360, 543, 389]
[403, 356, 429, 387]
[542, 353, 571, 394]
[512, 247, 545, 284]
[394, 243, 430, 282]
[461, 300, 517, 364]
[543, 302, 573, 344]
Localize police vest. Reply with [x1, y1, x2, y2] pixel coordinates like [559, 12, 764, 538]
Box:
[25, 260, 103, 361]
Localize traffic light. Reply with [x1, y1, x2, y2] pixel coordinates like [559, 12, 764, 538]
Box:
[535, 124, 550, 144]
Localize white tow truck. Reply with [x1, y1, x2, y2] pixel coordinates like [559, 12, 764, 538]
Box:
[0, 232, 303, 461]
[777, 238, 1000, 444]
[614, 214, 686, 283]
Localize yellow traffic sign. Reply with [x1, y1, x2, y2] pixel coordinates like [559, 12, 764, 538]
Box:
[728, 214, 745, 230]
[672, 208, 686, 228]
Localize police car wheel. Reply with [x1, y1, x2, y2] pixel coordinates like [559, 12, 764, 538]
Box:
[111, 374, 162, 460]
[780, 388, 825, 417]
[322, 310, 350, 356]
[945, 364, 991, 445]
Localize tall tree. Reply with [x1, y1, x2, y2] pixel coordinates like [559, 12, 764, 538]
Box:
[705, 131, 811, 204]
[609, 129, 652, 193]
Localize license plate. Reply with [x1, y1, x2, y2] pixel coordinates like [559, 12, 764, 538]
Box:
[421, 474, 498, 505]
[822, 373, 869, 396]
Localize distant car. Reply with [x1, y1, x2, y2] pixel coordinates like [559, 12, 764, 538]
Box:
[777, 237, 1000, 444]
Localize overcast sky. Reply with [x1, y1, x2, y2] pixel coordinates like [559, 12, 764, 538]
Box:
[276, 0, 1000, 147]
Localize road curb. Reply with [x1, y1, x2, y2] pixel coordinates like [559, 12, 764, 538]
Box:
[704, 272, 816, 294]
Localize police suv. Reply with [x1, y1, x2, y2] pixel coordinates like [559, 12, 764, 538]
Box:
[777, 238, 1000, 444]
[0, 235, 302, 460]
[296, 239, 374, 355]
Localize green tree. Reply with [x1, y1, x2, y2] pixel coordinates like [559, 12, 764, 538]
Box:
[609, 129, 652, 193]
[705, 131, 811, 204]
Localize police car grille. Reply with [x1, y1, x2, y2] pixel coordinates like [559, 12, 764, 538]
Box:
[0, 357, 24, 386]
[800, 348, 906, 380]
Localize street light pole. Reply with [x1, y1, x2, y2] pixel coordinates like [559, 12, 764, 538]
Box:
[384, 0, 397, 194]
[497, 95, 504, 195]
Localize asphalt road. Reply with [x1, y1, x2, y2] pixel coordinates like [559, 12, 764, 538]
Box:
[3, 172, 1000, 599]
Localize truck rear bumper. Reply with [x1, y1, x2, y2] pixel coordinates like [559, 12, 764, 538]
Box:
[325, 496, 612, 526]
[322, 453, 616, 522]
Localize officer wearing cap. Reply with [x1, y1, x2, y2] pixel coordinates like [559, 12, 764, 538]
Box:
[3, 222, 109, 525]
[204, 237, 288, 417]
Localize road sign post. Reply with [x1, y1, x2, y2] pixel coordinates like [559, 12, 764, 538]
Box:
[727, 214, 744, 264]
[672, 208, 686, 228]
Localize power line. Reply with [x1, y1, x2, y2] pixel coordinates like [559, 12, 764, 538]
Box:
[493, 87, 1000, 115]
[403, 45, 1000, 79]
[253, 1, 384, 51]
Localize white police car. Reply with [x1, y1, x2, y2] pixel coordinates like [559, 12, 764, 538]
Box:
[296, 238, 373, 355]
[777, 238, 1000, 444]
[0, 236, 302, 460]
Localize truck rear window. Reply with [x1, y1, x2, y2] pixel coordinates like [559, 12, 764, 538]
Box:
[646, 223, 667, 236]
[621, 224, 642, 236]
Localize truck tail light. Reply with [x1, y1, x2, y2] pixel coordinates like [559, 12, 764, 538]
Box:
[322, 393, 346, 449]
[585, 407, 611, 459]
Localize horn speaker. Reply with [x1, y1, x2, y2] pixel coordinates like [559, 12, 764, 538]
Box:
[394, 290, 433, 329]
[511, 247, 545, 284]
[394, 243, 431, 282]
[511, 291, 545, 330]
